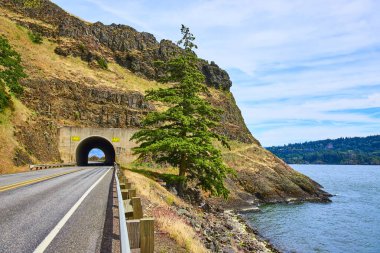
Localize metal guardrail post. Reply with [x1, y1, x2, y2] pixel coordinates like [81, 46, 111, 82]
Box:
[140, 218, 154, 253]
[115, 164, 131, 253]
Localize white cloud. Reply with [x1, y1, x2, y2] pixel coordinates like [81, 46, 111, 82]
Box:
[256, 125, 377, 146]
[303, 93, 380, 111]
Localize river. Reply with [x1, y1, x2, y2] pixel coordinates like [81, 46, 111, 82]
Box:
[243, 165, 380, 253]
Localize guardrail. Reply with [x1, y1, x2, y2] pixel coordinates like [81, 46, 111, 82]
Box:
[114, 163, 154, 253]
[29, 163, 76, 170]
[115, 165, 131, 253]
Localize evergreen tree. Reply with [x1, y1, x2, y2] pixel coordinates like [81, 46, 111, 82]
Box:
[131, 25, 233, 198]
[0, 35, 26, 111]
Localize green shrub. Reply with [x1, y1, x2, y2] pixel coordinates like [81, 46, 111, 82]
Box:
[97, 57, 108, 70]
[20, 0, 42, 8]
[0, 35, 27, 111]
[0, 89, 10, 112]
[28, 31, 43, 44]
[165, 196, 175, 206]
[74, 111, 80, 120]
[78, 43, 86, 52]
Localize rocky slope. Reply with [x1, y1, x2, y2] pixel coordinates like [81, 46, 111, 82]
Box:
[0, 0, 330, 204]
[122, 169, 279, 253]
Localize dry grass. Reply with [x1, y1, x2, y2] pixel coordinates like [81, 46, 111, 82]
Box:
[2, 7, 55, 30]
[123, 170, 209, 253]
[0, 108, 17, 174]
[157, 211, 209, 253]
[0, 8, 166, 94]
[124, 169, 185, 207]
[0, 94, 36, 174]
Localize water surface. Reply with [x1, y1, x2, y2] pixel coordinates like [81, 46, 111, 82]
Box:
[243, 165, 380, 253]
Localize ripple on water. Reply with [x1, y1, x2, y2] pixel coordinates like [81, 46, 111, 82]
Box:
[244, 165, 380, 253]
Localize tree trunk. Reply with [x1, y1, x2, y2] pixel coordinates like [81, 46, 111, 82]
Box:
[177, 154, 186, 196]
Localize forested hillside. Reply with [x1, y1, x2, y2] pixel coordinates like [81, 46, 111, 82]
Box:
[267, 135, 380, 165]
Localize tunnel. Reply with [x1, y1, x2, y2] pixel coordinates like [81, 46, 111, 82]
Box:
[75, 136, 116, 166]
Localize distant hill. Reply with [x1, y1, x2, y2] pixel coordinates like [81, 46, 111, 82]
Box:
[267, 135, 380, 165]
[88, 155, 105, 162]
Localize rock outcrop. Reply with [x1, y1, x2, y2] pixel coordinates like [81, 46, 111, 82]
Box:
[21, 78, 153, 128]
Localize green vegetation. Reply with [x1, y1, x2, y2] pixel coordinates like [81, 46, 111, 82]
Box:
[130, 168, 183, 187]
[88, 155, 105, 162]
[17, 0, 42, 8]
[27, 31, 43, 44]
[78, 43, 86, 52]
[267, 135, 380, 165]
[0, 35, 27, 112]
[131, 25, 233, 198]
[96, 57, 108, 70]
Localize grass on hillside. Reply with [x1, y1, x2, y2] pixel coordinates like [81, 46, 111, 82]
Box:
[0, 108, 16, 174]
[0, 93, 35, 174]
[0, 8, 166, 94]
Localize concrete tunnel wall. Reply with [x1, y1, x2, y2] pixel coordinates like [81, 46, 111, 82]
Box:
[58, 127, 139, 166]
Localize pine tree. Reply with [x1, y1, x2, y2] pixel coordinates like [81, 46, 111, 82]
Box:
[131, 25, 234, 198]
[0, 35, 27, 111]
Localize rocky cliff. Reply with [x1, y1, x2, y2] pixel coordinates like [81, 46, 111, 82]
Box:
[0, 0, 330, 204]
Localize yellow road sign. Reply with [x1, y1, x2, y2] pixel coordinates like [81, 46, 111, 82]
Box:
[112, 137, 120, 142]
[71, 136, 80, 141]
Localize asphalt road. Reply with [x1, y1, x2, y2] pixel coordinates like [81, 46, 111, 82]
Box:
[0, 166, 115, 253]
[0, 166, 81, 187]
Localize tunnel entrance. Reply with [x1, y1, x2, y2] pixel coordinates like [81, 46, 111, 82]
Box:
[76, 136, 115, 166]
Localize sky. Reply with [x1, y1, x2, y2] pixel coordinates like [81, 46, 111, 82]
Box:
[52, 0, 380, 146]
[88, 148, 104, 158]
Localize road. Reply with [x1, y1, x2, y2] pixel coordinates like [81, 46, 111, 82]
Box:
[0, 166, 115, 253]
[0, 167, 82, 187]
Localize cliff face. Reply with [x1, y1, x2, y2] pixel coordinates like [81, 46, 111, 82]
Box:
[22, 78, 153, 128]
[0, 0, 330, 203]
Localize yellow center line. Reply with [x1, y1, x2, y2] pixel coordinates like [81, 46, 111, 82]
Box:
[0, 169, 82, 192]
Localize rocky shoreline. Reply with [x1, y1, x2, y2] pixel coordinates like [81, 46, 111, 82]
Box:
[173, 203, 281, 253]
[235, 212, 282, 253]
[197, 192, 332, 252]
[225, 195, 332, 253]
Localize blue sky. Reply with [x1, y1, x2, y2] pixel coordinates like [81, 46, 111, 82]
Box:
[52, 0, 380, 146]
[88, 148, 104, 158]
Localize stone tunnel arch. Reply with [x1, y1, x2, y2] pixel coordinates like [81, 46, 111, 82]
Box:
[75, 136, 116, 166]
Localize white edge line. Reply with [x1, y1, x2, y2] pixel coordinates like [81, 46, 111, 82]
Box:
[33, 168, 111, 253]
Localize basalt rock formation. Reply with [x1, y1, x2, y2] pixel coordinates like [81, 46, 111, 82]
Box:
[22, 78, 153, 128]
